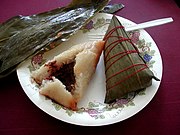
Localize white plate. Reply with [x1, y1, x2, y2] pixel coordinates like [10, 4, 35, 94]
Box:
[17, 13, 163, 126]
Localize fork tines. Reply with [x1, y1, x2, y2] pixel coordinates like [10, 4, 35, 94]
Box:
[88, 33, 105, 41]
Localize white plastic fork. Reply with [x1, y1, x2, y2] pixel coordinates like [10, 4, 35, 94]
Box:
[88, 17, 173, 40]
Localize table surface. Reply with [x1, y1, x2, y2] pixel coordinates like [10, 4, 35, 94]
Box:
[0, 0, 180, 135]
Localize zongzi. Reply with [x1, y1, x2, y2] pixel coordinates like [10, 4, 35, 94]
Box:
[31, 40, 105, 110]
[103, 16, 159, 103]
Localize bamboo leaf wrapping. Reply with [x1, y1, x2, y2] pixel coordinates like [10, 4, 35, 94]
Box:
[103, 16, 159, 103]
[0, 0, 109, 78]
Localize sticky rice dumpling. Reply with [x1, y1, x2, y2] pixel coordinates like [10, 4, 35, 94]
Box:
[31, 40, 105, 110]
[103, 16, 159, 103]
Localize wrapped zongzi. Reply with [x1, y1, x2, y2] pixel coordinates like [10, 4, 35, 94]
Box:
[103, 16, 159, 103]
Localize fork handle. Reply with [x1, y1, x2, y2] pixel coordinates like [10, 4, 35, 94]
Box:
[125, 17, 173, 32]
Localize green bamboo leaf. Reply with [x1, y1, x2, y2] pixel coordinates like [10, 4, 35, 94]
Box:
[104, 16, 158, 103]
[0, 0, 109, 78]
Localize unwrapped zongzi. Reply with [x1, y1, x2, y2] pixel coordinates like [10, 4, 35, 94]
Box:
[31, 40, 105, 110]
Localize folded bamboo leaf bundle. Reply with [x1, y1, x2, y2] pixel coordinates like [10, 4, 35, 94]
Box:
[103, 16, 159, 103]
[0, 0, 109, 78]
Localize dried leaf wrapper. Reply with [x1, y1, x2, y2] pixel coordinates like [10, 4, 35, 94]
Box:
[103, 16, 159, 103]
[0, 0, 109, 78]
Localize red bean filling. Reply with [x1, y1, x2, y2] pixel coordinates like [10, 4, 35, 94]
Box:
[54, 61, 76, 92]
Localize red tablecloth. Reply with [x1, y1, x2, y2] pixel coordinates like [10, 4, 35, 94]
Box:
[0, 0, 180, 135]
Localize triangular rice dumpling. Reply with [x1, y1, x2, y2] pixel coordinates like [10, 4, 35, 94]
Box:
[31, 40, 105, 110]
[103, 16, 159, 103]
